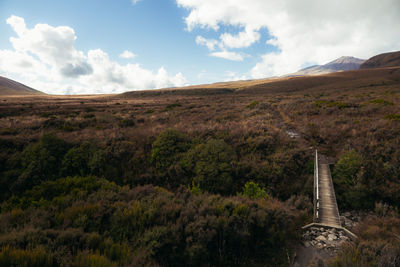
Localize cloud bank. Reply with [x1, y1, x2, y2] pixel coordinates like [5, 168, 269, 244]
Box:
[178, 0, 400, 78]
[0, 16, 186, 94]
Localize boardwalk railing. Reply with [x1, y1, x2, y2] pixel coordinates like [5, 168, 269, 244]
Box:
[314, 150, 319, 223]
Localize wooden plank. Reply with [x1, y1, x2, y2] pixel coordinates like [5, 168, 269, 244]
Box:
[318, 163, 341, 227]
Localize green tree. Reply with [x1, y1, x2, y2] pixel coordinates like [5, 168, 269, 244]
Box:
[241, 181, 269, 200]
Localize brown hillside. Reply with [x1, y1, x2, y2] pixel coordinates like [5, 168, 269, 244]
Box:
[120, 67, 400, 97]
[0, 76, 44, 95]
[360, 51, 400, 69]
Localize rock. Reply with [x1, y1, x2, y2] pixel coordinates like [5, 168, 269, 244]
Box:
[340, 216, 346, 226]
[303, 241, 311, 248]
[328, 234, 338, 241]
[325, 240, 336, 247]
[316, 235, 326, 242]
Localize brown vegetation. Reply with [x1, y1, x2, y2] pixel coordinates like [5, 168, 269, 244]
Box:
[0, 66, 400, 265]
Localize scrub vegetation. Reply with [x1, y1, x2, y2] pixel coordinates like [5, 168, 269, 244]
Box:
[0, 67, 400, 265]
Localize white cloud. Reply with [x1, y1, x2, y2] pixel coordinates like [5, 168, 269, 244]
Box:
[131, 0, 141, 5]
[209, 51, 244, 61]
[220, 27, 260, 49]
[196, 28, 259, 58]
[0, 16, 187, 94]
[7, 15, 92, 78]
[177, 0, 400, 78]
[196, 32, 256, 62]
[195, 36, 219, 51]
[224, 70, 248, 81]
[119, 50, 136, 59]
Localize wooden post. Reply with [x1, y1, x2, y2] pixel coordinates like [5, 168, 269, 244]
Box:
[314, 150, 319, 223]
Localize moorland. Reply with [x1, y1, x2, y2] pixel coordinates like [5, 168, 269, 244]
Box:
[0, 64, 400, 266]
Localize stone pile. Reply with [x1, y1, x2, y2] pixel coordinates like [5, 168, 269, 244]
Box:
[302, 227, 350, 251]
[340, 211, 359, 229]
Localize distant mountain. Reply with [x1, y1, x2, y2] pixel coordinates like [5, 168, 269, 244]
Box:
[288, 56, 365, 76]
[360, 51, 400, 69]
[0, 76, 44, 95]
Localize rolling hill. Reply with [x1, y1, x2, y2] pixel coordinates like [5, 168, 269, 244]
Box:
[360, 50, 400, 69]
[120, 66, 400, 98]
[0, 76, 44, 95]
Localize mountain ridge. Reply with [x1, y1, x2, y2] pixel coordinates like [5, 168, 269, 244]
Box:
[287, 56, 365, 77]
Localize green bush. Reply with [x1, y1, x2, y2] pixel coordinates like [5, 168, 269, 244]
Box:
[240, 181, 269, 200]
[74, 252, 116, 267]
[333, 150, 364, 209]
[151, 129, 189, 167]
[165, 103, 182, 110]
[2, 176, 115, 211]
[13, 134, 70, 192]
[368, 98, 394, 106]
[0, 246, 56, 267]
[151, 129, 190, 175]
[333, 150, 362, 184]
[247, 101, 259, 109]
[184, 139, 235, 194]
[60, 142, 99, 177]
[385, 114, 400, 121]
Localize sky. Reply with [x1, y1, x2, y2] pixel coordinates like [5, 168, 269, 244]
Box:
[0, 0, 399, 94]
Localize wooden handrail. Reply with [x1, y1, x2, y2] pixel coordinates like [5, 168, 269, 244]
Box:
[314, 150, 319, 222]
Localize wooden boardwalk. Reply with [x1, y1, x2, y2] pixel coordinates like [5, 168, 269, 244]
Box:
[318, 163, 341, 227]
[302, 150, 358, 240]
[315, 151, 341, 227]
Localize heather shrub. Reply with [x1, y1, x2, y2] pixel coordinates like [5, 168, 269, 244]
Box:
[327, 216, 400, 266]
[0, 246, 56, 267]
[183, 139, 235, 194]
[333, 150, 365, 209]
[151, 129, 191, 187]
[60, 142, 99, 177]
[12, 134, 70, 193]
[151, 129, 190, 170]
[0, 180, 306, 266]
